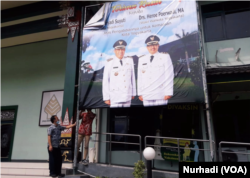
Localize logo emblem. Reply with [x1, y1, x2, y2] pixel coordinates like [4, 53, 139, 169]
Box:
[150, 36, 154, 41]
[44, 95, 61, 120]
[119, 41, 123, 45]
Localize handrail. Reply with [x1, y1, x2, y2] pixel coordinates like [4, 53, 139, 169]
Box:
[145, 136, 215, 162]
[145, 136, 213, 142]
[93, 132, 141, 137]
[219, 141, 250, 162]
[145, 144, 210, 151]
[88, 132, 142, 165]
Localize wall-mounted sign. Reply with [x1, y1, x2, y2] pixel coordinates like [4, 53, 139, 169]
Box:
[39, 90, 64, 126]
[80, 0, 204, 109]
[0, 110, 15, 121]
[60, 108, 73, 148]
[160, 139, 200, 162]
[167, 104, 199, 110]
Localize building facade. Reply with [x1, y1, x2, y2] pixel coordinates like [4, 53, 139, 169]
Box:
[1, 1, 250, 177]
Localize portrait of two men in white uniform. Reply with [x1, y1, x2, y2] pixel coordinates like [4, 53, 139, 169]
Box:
[102, 35, 174, 108]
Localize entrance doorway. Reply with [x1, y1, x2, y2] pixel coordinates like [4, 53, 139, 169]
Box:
[1, 106, 18, 162]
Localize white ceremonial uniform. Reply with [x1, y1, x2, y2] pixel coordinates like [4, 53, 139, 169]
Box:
[102, 56, 136, 108]
[137, 52, 174, 106]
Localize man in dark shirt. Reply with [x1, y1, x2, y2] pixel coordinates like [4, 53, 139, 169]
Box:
[47, 115, 76, 177]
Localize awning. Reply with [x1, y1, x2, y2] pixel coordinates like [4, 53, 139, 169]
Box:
[206, 65, 250, 84]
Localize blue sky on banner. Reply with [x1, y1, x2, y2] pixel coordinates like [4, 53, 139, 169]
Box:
[81, 0, 198, 71]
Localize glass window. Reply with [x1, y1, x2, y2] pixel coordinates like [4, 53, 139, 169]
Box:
[205, 16, 224, 42]
[225, 10, 250, 39]
[202, 2, 250, 42]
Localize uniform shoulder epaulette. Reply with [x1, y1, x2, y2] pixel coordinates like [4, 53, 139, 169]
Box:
[160, 52, 169, 54]
[107, 58, 113, 62]
[138, 55, 145, 58]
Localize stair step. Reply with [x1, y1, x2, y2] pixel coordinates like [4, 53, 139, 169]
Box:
[1, 175, 51, 178]
[1, 174, 89, 178]
[1, 174, 90, 178]
[1, 162, 72, 169]
[1, 168, 49, 176]
[1, 162, 89, 178]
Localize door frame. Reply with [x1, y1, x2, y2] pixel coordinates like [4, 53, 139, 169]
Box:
[1, 105, 18, 162]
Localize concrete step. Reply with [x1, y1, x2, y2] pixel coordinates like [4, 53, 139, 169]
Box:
[1, 174, 89, 178]
[1, 175, 50, 178]
[1, 168, 49, 176]
[1, 162, 73, 177]
[1, 162, 72, 169]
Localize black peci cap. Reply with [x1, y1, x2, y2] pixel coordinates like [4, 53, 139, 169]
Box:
[145, 35, 160, 46]
[113, 40, 127, 49]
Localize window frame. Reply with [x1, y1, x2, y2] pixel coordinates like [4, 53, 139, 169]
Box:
[202, 2, 250, 42]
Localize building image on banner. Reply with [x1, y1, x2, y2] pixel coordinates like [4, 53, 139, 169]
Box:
[79, 0, 204, 109]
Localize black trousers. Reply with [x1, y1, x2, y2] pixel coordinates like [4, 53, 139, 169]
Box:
[48, 147, 62, 175]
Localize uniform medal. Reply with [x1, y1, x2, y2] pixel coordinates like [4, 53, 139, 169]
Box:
[142, 70, 145, 73]
[114, 72, 119, 76]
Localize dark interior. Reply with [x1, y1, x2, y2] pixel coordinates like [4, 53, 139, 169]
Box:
[108, 104, 202, 151]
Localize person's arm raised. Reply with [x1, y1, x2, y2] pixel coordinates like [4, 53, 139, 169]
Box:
[65, 119, 76, 129]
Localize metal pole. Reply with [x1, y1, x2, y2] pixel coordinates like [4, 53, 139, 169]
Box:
[73, 110, 80, 174]
[204, 91, 214, 161]
[147, 160, 152, 178]
[196, 1, 214, 162]
[199, 18, 214, 163]
[177, 139, 180, 162]
[219, 142, 222, 162]
[109, 133, 112, 165]
[139, 135, 142, 160]
[73, 6, 84, 174]
[205, 103, 214, 162]
[95, 109, 100, 163]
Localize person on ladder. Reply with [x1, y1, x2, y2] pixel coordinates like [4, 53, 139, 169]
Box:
[77, 109, 96, 165]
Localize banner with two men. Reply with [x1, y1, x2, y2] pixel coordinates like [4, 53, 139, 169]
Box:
[80, 0, 204, 109]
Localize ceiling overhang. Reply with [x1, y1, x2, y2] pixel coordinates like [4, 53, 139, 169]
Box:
[206, 66, 250, 75]
[1, 1, 38, 10]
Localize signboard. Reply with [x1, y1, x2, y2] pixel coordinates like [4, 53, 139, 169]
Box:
[159, 139, 200, 162]
[0, 110, 15, 121]
[39, 90, 64, 126]
[60, 108, 73, 148]
[80, 0, 204, 109]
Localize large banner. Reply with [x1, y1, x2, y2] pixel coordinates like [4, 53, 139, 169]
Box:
[80, 0, 204, 109]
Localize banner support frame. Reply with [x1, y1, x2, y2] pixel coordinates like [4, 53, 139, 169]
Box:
[202, 30, 214, 162]
[73, 6, 84, 174]
[196, 1, 214, 162]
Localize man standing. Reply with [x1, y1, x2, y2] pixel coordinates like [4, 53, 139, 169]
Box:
[102, 40, 136, 107]
[138, 35, 174, 106]
[47, 115, 76, 177]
